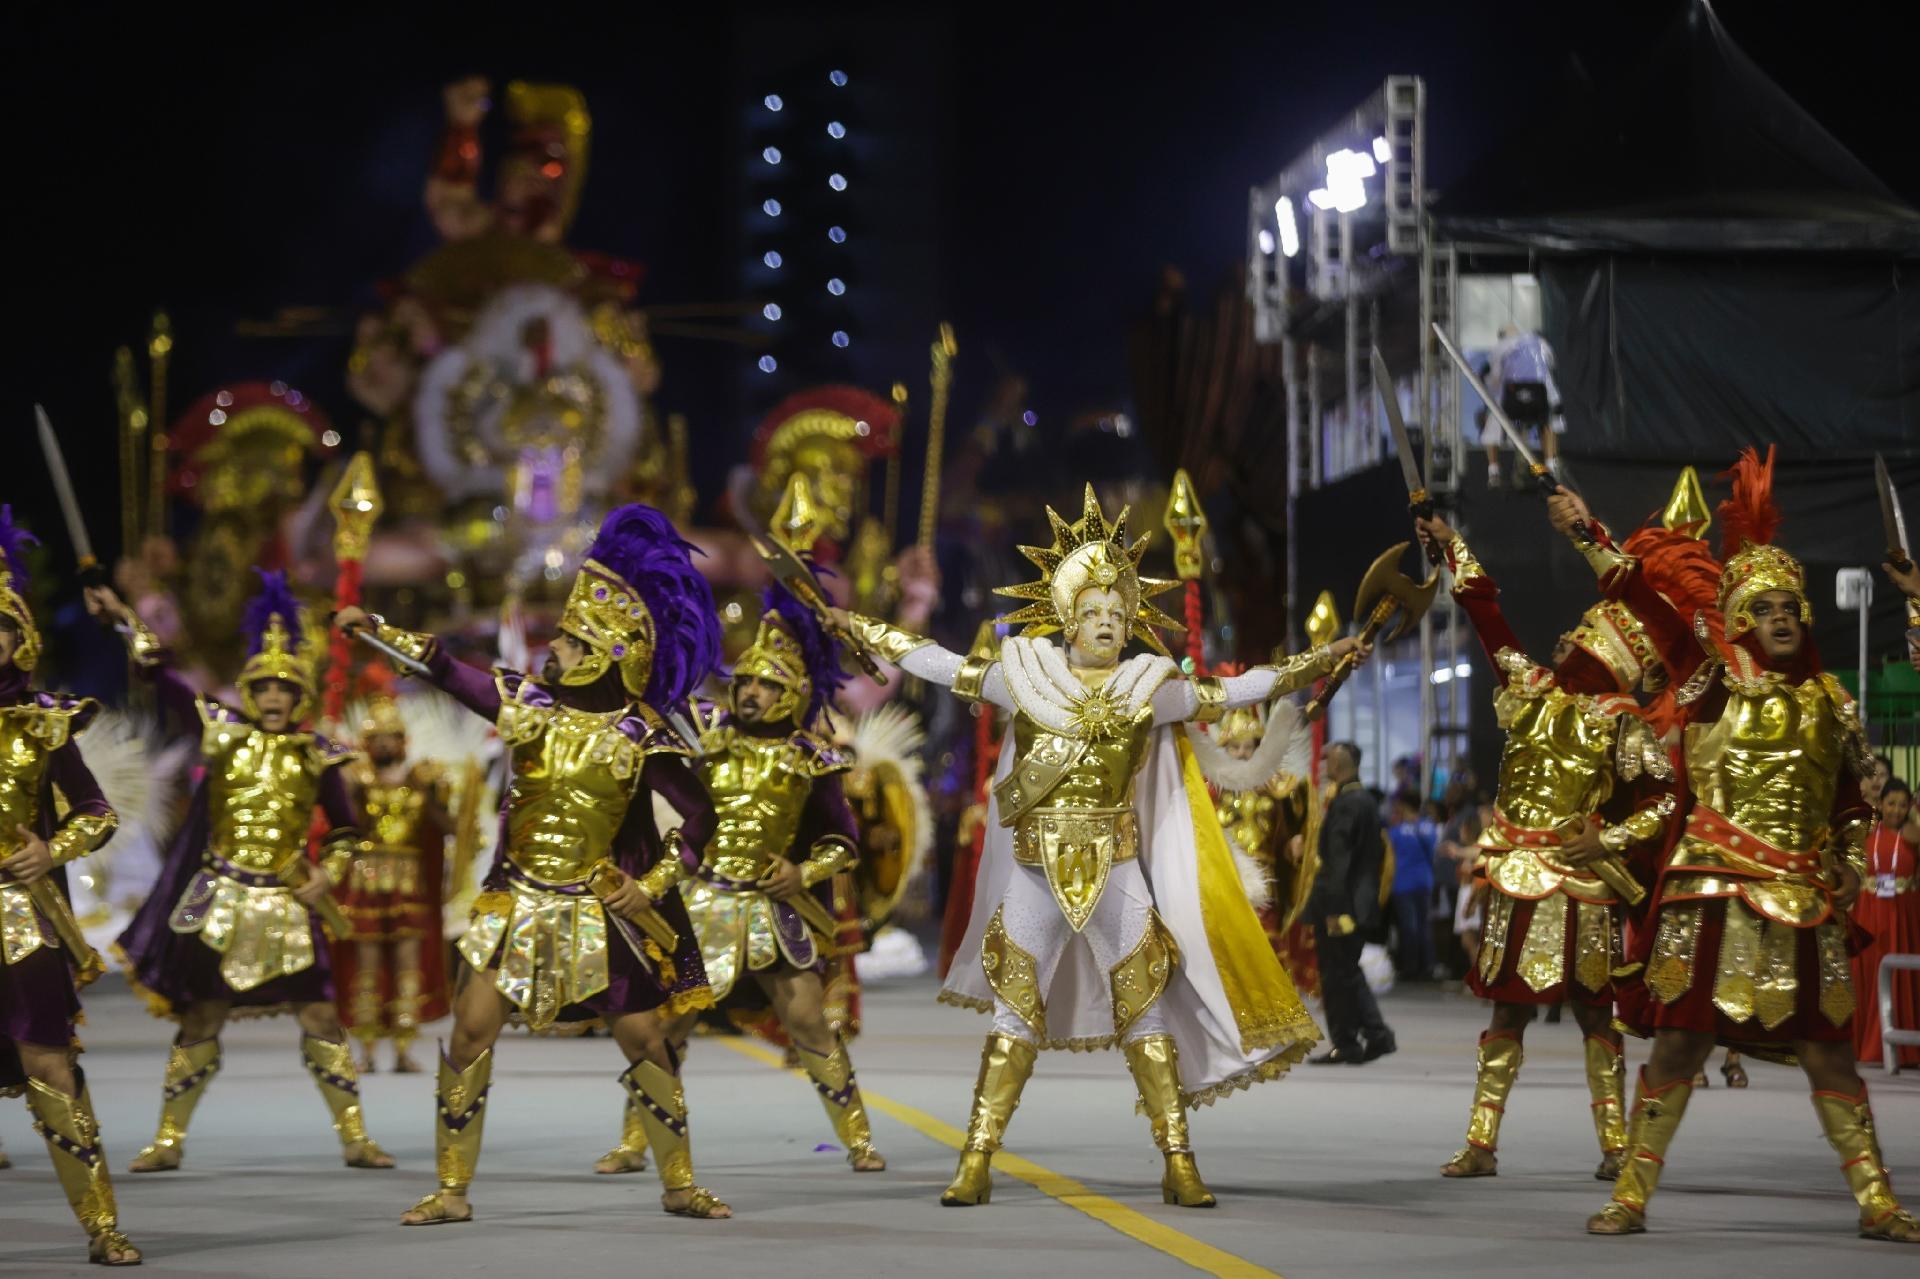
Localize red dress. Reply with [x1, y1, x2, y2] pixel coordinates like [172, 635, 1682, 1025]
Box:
[1852, 824, 1920, 1067]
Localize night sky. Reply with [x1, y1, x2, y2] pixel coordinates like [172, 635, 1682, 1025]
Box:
[10, 1, 1914, 578]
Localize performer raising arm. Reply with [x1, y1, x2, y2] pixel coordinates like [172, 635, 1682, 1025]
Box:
[837, 485, 1363, 1209]
[338, 503, 733, 1224]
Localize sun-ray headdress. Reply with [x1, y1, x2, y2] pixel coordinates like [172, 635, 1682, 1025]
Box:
[994, 484, 1180, 654]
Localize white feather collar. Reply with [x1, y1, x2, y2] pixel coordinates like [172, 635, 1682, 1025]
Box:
[1000, 636, 1176, 737]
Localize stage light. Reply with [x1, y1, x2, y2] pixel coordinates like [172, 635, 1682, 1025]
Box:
[763, 303, 783, 320]
[827, 225, 847, 243]
[1430, 667, 1454, 685]
[827, 172, 848, 191]
[827, 277, 847, 296]
[1257, 228, 1276, 255]
[763, 198, 782, 216]
[763, 146, 782, 165]
[827, 121, 846, 139]
[1372, 135, 1392, 163]
[1324, 148, 1374, 213]
[763, 250, 783, 268]
[1454, 661, 1472, 677]
[829, 69, 848, 87]
[758, 355, 778, 373]
[1275, 195, 1300, 257]
[320, 429, 341, 448]
[764, 94, 784, 112]
[1307, 188, 1333, 210]
[832, 330, 850, 348]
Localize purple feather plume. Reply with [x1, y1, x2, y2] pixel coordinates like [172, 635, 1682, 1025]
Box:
[239, 569, 305, 655]
[757, 563, 848, 728]
[584, 504, 721, 709]
[0, 506, 39, 590]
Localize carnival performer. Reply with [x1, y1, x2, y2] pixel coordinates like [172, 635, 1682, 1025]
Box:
[334, 696, 453, 1074]
[1415, 511, 1680, 1182]
[1554, 451, 1918, 1243]
[95, 570, 395, 1175]
[838, 486, 1358, 1209]
[0, 509, 140, 1265]
[336, 503, 734, 1223]
[1853, 780, 1920, 1068]
[671, 584, 885, 1170]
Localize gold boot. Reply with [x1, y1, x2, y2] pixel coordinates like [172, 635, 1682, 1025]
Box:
[595, 1095, 650, 1173]
[404, 1047, 491, 1224]
[300, 1033, 394, 1169]
[1442, 1031, 1520, 1178]
[941, 1032, 1037, 1206]
[1587, 1069, 1693, 1235]
[130, 1035, 220, 1172]
[1812, 1088, 1920, 1243]
[1585, 1036, 1628, 1181]
[621, 1059, 730, 1218]
[798, 1035, 885, 1171]
[1124, 1034, 1215, 1208]
[26, 1075, 142, 1266]
[390, 967, 424, 1073]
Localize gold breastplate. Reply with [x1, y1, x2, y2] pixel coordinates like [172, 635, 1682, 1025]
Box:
[1493, 685, 1616, 830]
[1684, 676, 1847, 855]
[0, 706, 58, 845]
[698, 727, 818, 882]
[502, 705, 642, 883]
[203, 720, 323, 873]
[1005, 709, 1153, 929]
[359, 768, 433, 855]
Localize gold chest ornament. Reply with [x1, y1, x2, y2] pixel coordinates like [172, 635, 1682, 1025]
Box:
[1683, 673, 1851, 858]
[1, 705, 67, 965]
[697, 726, 820, 883]
[359, 767, 435, 855]
[202, 718, 326, 873]
[500, 699, 643, 884]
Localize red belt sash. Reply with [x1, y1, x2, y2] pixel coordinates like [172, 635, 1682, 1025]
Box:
[1683, 805, 1823, 876]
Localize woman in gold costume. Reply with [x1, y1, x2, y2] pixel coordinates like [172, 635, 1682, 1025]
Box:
[840, 485, 1362, 1209]
[97, 570, 395, 1177]
[339, 503, 734, 1223]
[0, 509, 140, 1265]
[1555, 451, 1917, 1244]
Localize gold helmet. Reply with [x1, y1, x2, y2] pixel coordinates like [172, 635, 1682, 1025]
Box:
[555, 557, 657, 698]
[995, 484, 1181, 653]
[237, 571, 315, 722]
[359, 694, 408, 740]
[0, 506, 40, 672]
[1715, 446, 1809, 640]
[733, 611, 812, 724]
[1565, 599, 1662, 692]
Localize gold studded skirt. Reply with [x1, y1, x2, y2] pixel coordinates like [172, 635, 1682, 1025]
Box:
[1466, 884, 1623, 1007]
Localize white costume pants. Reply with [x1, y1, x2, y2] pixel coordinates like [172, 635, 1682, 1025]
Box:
[990, 859, 1169, 1046]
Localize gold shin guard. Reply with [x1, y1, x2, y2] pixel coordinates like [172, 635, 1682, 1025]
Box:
[941, 1032, 1038, 1206]
[349, 969, 382, 1050]
[798, 1036, 882, 1168]
[434, 1049, 492, 1192]
[1445, 1031, 1521, 1177]
[1813, 1089, 1920, 1242]
[1125, 1034, 1215, 1208]
[26, 1075, 138, 1262]
[598, 1096, 650, 1173]
[1585, 1036, 1628, 1176]
[132, 1035, 220, 1171]
[620, 1058, 728, 1216]
[1590, 1069, 1693, 1233]
[391, 968, 424, 1053]
[301, 1034, 392, 1167]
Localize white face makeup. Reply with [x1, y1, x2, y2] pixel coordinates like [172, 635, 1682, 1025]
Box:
[1066, 586, 1128, 668]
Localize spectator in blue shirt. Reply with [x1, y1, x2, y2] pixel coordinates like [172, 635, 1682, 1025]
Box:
[1387, 792, 1437, 981]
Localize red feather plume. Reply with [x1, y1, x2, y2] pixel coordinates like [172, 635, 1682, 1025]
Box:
[1716, 445, 1780, 561]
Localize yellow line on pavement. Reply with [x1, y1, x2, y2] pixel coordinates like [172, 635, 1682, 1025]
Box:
[714, 1036, 1284, 1279]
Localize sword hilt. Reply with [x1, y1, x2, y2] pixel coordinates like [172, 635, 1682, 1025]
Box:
[1889, 548, 1914, 574]
[1407, 489, 1441, 565]
[1529, 466, 1598, 548]
[74, 555, 108, 590]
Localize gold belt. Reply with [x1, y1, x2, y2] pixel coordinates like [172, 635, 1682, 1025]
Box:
[1013, 808, 1137, 866]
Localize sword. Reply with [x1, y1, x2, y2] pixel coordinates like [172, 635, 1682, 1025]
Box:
[0, 869, 105, 981]
[1372, 348, 1441, 565]
[1875, 453, 1912, 573]
[274, 852, 354, 940]
[34, 405, 108, 587]
[749, 529, 886, 682]
[351, 628, 432, 678]
[1431, 325, 1597, 545]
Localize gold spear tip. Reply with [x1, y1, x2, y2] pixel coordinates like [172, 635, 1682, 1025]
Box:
[967, 619, 1000, 660]
[1163, 468, 1210, 581]
[1662, 465, 1711, 540]
[772, 472, 824, 554]
[935, 323, 957, 357]
[890, 381, 909, 407]
[149, 311, 173, 358]
[1304, 589, 1341, 648]
[329, 452, 386, 558]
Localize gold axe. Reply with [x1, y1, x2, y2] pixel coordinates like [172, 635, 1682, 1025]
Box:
[749, 529, 887, 683]
[1304, 542, 1438, 723]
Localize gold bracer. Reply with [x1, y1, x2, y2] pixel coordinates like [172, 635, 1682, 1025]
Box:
[46, 812, 116, 867]
[26, 1075, 133, 1256]
[799, 833, 856, 889]
[131, 1036, 221, 1171]
[1445, 534, 1487, 587]
[843, 612, 933, 664]
[797, 1035, 879, 1166]
[434, 1049, 492, 1192]
[1252, 644, 1338, 696]
[372, 620, 437, 665]
[301, 1033, 389, 1166]
[123, 612, 167, 668]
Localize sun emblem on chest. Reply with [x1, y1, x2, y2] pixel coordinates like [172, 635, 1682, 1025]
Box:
[1068, 685, 1130, 739]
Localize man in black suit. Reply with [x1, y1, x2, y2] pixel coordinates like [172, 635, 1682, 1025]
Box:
[1308, 741, 1397, 1065]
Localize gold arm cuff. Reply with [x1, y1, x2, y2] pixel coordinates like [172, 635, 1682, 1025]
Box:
[125, 613, 166, 667]
[47, 812, 117, 866]
[953, 654, 998, 704]
[638, 838, 691, 900]
[1579, 537, 1634, 581]
[1190, 677, 1227, 724]
[1604, 794, 1678, 852]
[1257, 645, 1336, 696]
[375, 622, 436, 663]
[845, 613, 933, 663]
[800, 834, 856, 889]
[1446, 534, 1488, 587]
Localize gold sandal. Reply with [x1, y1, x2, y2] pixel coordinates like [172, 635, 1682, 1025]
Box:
[401, 1191, 472, 1226]
[1861, 1208, 1920, 1243]
[595, 1146, 649, 1174]
[1441, 1146, 1498, 1178]
[88, 1228, 142, 1266]
[663, 1187, 731, 1219]
[344, 1139, 396, 1170]
[1586, 1202, 1645, 1235]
